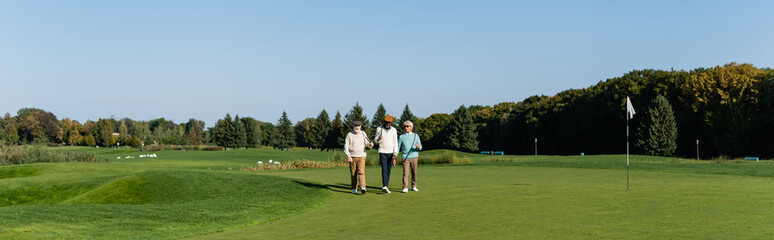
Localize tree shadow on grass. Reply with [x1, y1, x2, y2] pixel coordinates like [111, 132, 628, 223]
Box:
[293, 180, 389, 195]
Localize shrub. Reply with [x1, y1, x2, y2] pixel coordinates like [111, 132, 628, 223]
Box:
[0, 145, 99, 165]
[144, 145, 223, 151]
[240, 159, 348, 171]
[418, 152, 469, 164]
[202, 146, 224, 151]
[143, 145, 164, 151]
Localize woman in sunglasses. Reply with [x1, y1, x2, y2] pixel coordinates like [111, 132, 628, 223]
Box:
[397, 121, 423, 193]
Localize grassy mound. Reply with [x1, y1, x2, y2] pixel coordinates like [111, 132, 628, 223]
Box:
[0, 165, 331, 239]
[0, 166, 42, 179]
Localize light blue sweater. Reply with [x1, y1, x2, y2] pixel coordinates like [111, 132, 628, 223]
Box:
[397, 132, 422, 160]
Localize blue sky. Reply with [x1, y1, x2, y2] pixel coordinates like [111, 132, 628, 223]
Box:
[1, 0, 772, 127]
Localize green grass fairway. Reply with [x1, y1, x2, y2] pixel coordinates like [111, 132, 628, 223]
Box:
[195, 165, 774, 239]
[0, 163, 330, 239]
[3, 147, 774, 239]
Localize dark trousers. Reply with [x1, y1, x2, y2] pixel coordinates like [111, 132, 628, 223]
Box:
[379, 153, 393, 187]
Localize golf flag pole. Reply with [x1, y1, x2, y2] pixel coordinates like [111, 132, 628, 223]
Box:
[626, 96, 636, 192]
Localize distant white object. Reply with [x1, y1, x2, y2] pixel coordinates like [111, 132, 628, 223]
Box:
[269, 160, 273, 163]
[152, 153, 157, 158]
[116, 157, 121, 159]
[273, 162, 280, 165]
[139, 155, 145, 158]
[257, 161, 263, 164]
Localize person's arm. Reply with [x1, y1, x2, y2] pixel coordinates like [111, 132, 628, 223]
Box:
[392, 129, 399, 156]
[396, 135, 403, 156]
[373, 127, 382, 142]
[363, 132, 373, 148]
[343, 134, 352, 161]
[415, 134, 423, 151]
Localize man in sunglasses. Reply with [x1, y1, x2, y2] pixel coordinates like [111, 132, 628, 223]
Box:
[373, 115, 398, 193]
[344, 120, 374, 194]
[397, 121, 422, 193]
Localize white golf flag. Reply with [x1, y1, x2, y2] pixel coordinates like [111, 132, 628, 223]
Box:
[626, 97, 635, 119]
[626, 97, 636, 119]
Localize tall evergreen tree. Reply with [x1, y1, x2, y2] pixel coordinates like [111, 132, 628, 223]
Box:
[447, 105, 479, 152]
[636, 95, 678, 156]
[310, 109, 330, 150]
[274, 111, 296, 149]
[260, 123, 276, 147]
[399, 104, 418, 134]
[325, 111, 345, 150]
[233, 115, 247, 149]
[216, 113, 234, 148]
[294, 118, 316, 148]
[371, 103, 390, 131]
[344, 102, 369, 135]
[241, 117, 260, 148]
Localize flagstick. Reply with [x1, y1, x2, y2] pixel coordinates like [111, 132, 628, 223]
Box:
[625, 96, 634, 192]
[626, 115, 630, 192]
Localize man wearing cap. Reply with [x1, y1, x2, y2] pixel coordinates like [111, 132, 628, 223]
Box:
[373, 115, 398, 193]
[344, 120, 374, 194]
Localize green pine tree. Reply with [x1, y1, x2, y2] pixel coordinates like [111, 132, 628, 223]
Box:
[294, 118, 316, 147]
[636, 95, 678, 156]
[275, 111, 296, 149]
[241, 117, 260, 148]
[260, 123, 275, 147]
[233, 115, 247, 149]
[310, 109, 330, 149]
[371, 103, 389, 131]
[448, 105, 479, 152]
[325, 111, 345, 150]
[344, 102, 369, 134]
[216, 113, 234, 148]
[399, 104, 418, 134]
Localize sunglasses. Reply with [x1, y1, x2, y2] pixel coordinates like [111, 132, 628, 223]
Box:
[403, 125, 411, 128]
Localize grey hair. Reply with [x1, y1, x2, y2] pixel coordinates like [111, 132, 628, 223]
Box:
[403, 121, 413, 127]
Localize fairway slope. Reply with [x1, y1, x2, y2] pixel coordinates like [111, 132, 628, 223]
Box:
[0, 165, 332, 239]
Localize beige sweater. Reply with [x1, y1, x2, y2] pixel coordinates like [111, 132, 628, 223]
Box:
[373, 126, 398, 155]
[344, 130, 371, 157]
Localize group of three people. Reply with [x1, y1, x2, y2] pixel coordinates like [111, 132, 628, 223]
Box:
[344, 115, 422, 194]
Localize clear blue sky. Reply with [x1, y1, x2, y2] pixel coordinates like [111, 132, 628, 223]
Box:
[2, 0, 772, 127]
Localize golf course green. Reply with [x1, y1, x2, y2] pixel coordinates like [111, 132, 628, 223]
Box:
[2, 147, 774, 239]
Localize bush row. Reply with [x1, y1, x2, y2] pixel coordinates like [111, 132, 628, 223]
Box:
[0, 145, 99, 165]
[237, 151, 469, 172]
[142, 145, 224, 151]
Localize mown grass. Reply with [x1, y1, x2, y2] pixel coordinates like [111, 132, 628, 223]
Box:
[53, 146, 774, 179]
[195, 164, 774, 240]
[5, 146, 774, 239]
[0, 163, 331, 239]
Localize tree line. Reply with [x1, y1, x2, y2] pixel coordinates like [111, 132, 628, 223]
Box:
[2, 63, 772, 158]
[203, 102, 479, 153]
[0, 109, 208, 148]
[470, 62, 773, 158]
